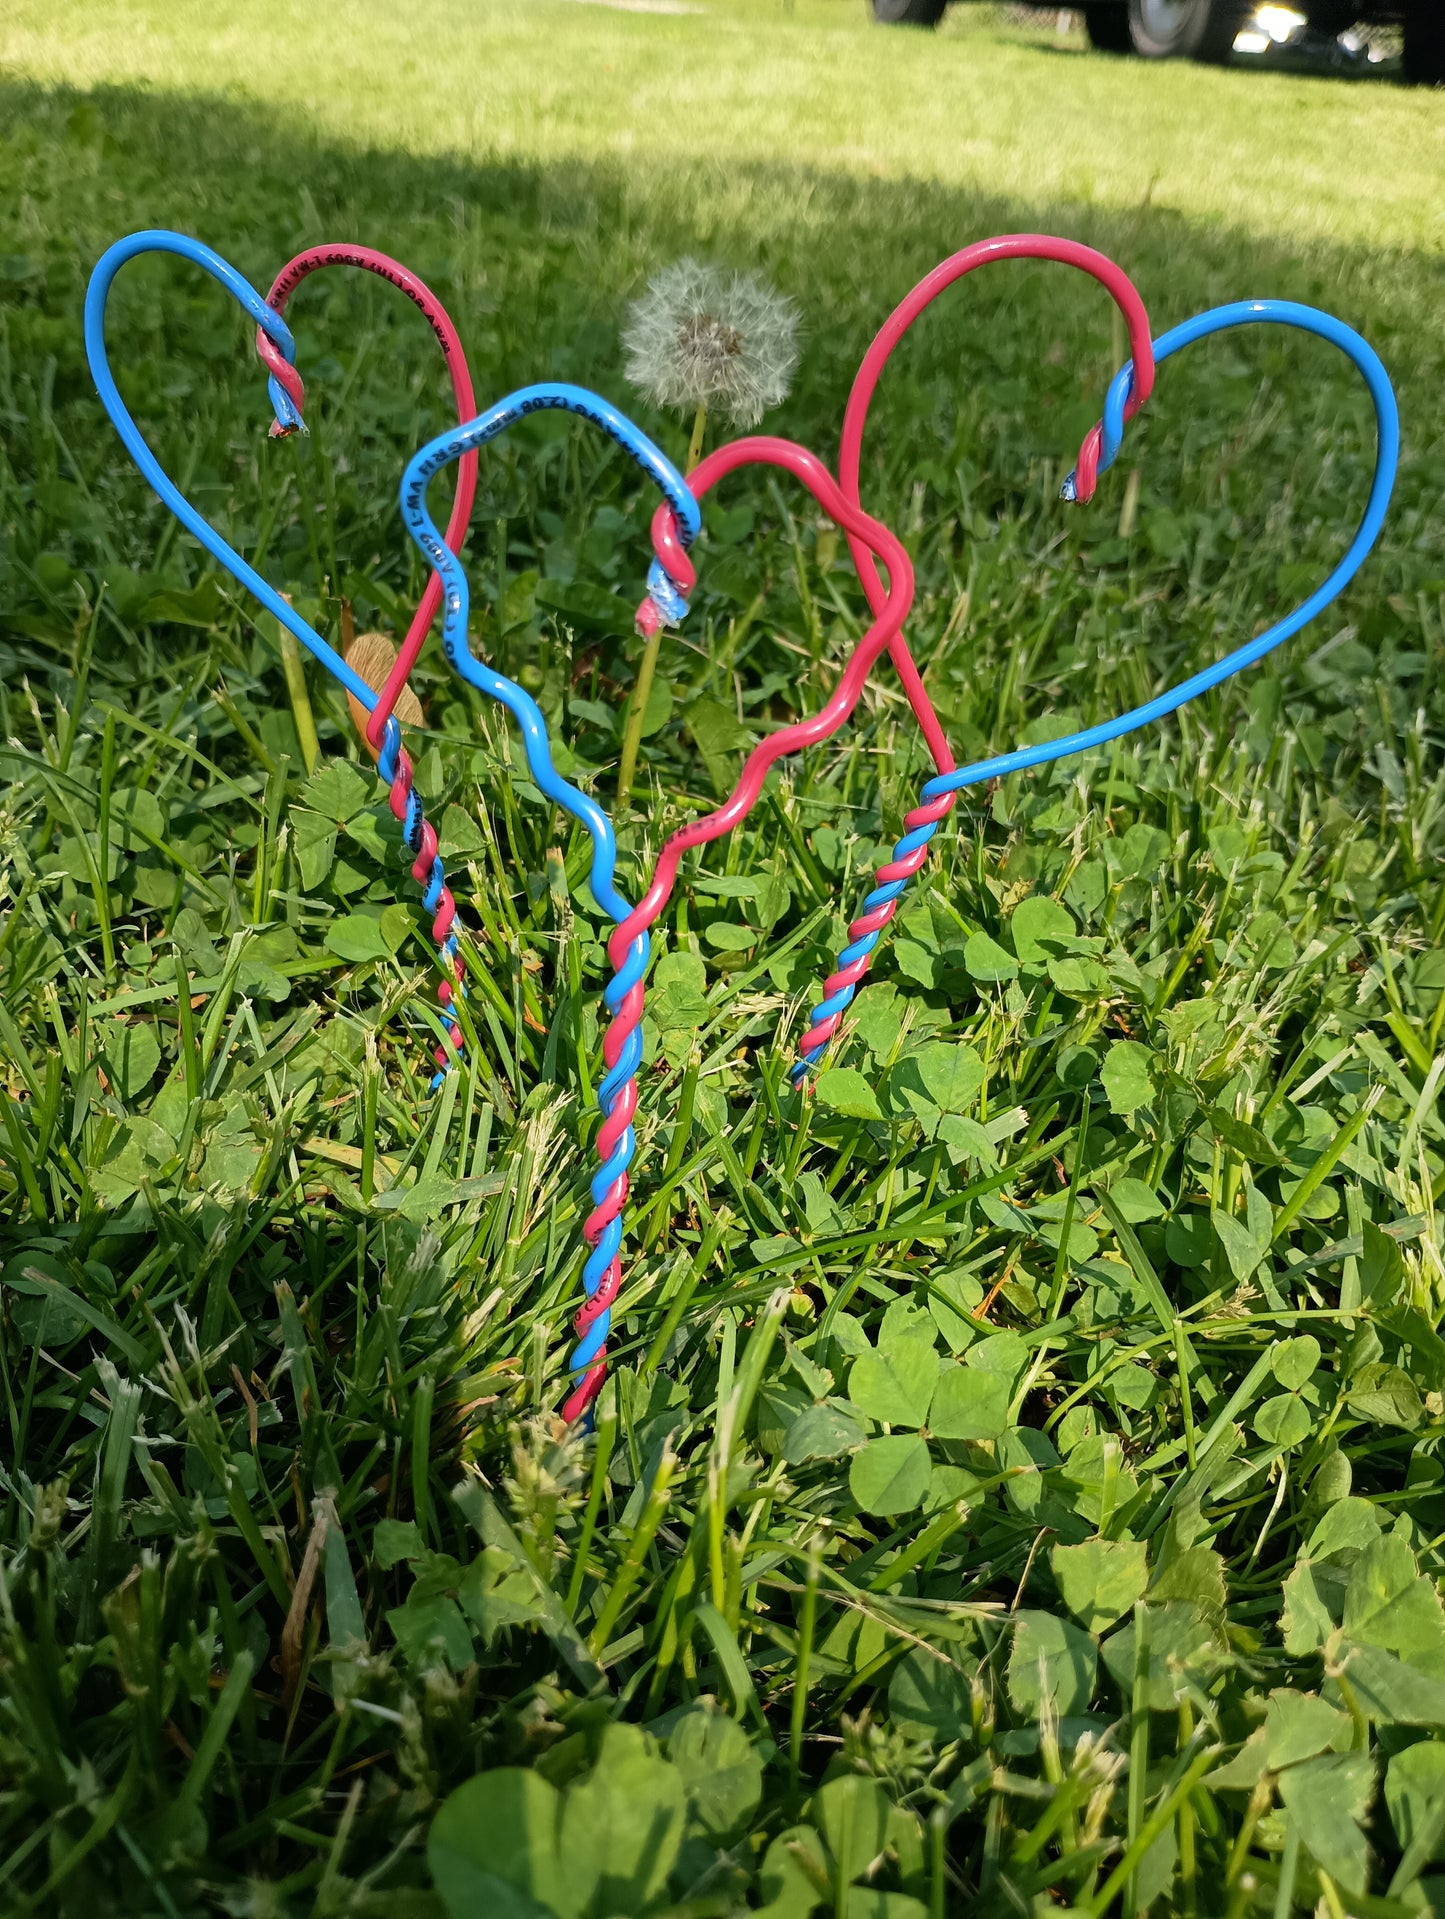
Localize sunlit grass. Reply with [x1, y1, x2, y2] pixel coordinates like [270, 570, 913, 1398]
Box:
[1, 1, 1443, 1912]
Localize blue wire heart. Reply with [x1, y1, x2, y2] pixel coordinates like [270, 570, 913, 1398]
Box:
[86, 230, 466, 1079]
[86, 232, 375, 710]
[399, 399, 701, 1398]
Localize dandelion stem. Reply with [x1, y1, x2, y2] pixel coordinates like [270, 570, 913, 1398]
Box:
[686, 400, 708, 474]
[616, 402, 706, 815]
[615, 629, 659, 816]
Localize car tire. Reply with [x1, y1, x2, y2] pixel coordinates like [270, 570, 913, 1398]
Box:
[1403, 7, 1445, 85]
[1083, 4, 1133, 52]
[1126, 0, 1245, 59]
[871, 0, 948, 23]
[1304, 1, 1358, 31]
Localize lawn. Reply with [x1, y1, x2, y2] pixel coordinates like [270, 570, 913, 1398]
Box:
[1, 0, 1444, 1913]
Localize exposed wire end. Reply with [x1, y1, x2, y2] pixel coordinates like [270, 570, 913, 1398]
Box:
[635, 596, 661, 639]
[640, 512, 696, 629]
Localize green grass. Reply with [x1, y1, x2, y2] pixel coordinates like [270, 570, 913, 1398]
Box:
[1, 0, 1444, 1913]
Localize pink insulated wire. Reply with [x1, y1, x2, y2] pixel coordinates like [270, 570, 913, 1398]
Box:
[794, 236, 1158, 1075]
[254, 244, 482, 1083]
[620, 439, 913, 938]
[254, 244, 480, 749]
[561, 436, 914, 1422]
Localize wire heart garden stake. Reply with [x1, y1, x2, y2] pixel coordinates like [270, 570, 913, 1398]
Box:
[791, 236, 1158, 1077]
[87, 232, 476, 1086]
[811, 294, 1399, 1083]
[86, 231, 1398, 1439]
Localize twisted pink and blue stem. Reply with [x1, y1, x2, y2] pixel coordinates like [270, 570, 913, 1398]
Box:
[375, 724, 464, 1086]
[794, 785, 958, 1074]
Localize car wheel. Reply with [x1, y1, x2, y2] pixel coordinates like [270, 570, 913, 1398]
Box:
[1304, 1, 1358, 31]
[1403, 7, 1445, 84]
[871, 0, 948, 23]
[1126, 0, 1245, 59]
[1083, 4, 1133, 52]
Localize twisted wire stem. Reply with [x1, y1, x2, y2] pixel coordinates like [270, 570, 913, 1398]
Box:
[374, 719, 464, 1086]
[561, 962, 647, 1422]
[560, 536, 699, 1425]
[792, 786, 958, 1078]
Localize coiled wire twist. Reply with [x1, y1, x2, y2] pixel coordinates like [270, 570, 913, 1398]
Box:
[374, 723, 464, 1084]
[794, 786, 958, 1071]
[563, 530, 704, 1420]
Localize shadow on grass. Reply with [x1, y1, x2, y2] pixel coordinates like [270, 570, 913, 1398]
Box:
[3, 70, 1438, 434]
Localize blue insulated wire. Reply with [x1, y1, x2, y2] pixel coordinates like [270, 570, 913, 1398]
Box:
[399, 384, 699, 933]
[85, 231, 376, 711]
[87, 230, 464, 1084]
[794, 300, 1399, 1079]
[930, 304, 1397, 796]
[398, 387, 701, 1393]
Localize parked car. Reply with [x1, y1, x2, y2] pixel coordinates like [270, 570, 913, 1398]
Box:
[870, 1, 1444, 84]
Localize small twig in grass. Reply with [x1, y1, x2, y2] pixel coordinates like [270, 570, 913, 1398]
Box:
[1010, 1527, 1054, 1612]
[230, 1364, 259, 1450]
[1125, 1599, 1151, 1918]
[280, 1499, 329, 1723]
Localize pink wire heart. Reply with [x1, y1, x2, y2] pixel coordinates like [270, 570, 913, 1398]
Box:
[565, 236, 1156, 1418]
[796, 235, 1156, 1071]
[254, 244, 480, 753]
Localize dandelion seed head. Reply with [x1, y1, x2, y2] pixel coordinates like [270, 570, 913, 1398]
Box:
[623, 257, 800, 429]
